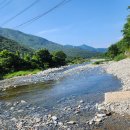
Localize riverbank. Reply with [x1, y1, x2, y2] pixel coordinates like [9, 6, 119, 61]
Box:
[1, 59, 130, 115]
[102, 58, 130, 91]
[98, 58, 130, 115]
[0, 59, 130, 129]
[0, 65, 122, 130]
[0, 64, 96, 91]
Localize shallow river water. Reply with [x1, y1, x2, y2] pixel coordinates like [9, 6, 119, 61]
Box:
[0, 66, 123, 129]
[0, 67, 121, 107]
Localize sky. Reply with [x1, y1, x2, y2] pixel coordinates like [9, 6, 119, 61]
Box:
[0, 0, 130, 48]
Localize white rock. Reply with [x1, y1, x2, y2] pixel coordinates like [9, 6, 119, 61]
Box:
[77, 105, 81, 109]
[51, 116, 58, 121]
[67, 121, 76, 125]
[21, 100, 27, 104]
[89, 119, 94, 125]
[35, 117, 41, 123]
[48, 114, 52, 118]
[16, 122, 23, 129]
[53, 121, 58, 125]
[17, 109, 24, 113]
[79, 100, 84, 103]
[10, 107, 14, 110]
[96, 113, 106, 118]
[94, 116, 102, 122]
[58, 122, 63, 126]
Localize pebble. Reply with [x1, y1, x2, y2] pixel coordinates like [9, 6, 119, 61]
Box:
[58, 122, 63, 126]
[10, 107, 14, 110]
[10, 117, 17, 122]
[35, 117, 41, 123]
[67, 121, 76, 125]
[21, 100, 27, 104]
[51, 116, 58, 121]
[16, 122, 23, 129]
[79, 100, 84, 103]
[96, 113, 106, 118]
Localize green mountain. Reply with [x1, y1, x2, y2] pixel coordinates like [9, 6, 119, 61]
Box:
[65, 44, 107, 53]
[77, 44, 107, 53]
[0, 36, 33, 54]
[0, 27, 103, 58]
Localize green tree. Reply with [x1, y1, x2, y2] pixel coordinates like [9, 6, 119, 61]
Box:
[107, 44, 119, 58]
[52, 51, 67, 66]
[0, 50, 34, 73]
[35, 49, 52, 69]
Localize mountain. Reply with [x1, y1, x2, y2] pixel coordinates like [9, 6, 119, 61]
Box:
[0, 36, 33, 54]
[77, 44, 107, 53]
[0, 27, 104, 58]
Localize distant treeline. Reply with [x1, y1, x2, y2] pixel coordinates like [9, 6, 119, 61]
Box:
[0, 49, 67, 78]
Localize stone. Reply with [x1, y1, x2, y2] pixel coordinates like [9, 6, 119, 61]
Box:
[35, 117, 41, 123]
[17, 109, 24, 113]
[10, 107, 14, 110]
[53, 121, 58, 125]
[89, 119, 94, 125]
[94, 116, 102, 122]
[74, 110, 80, 114]
[48, 114, 52, 118]
[67, 121, 76, 125]
[79, 100, 84, 103]
[21, 100, 27, 104]
[16, 122, 23, 129]
[77, 105, 81, 109]
[11, 117, 17, 122]
[6, 102, 12, 107]
[0, 120, 2, 125]
[105, 111, 112, 116]
[51, 116, 58, 121]
[58, 122, 63, 126]
[96, 113, 106, 118]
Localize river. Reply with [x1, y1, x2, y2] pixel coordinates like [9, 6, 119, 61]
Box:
[0, 65, 122, 129]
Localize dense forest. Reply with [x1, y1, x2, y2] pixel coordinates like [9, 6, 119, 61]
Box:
[0, 36, 33, 54]
[106, 7, 130, 60]
[0, 48, 67, 79]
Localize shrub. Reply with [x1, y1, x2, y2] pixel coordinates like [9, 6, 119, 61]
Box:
[114, 54, 126, 61]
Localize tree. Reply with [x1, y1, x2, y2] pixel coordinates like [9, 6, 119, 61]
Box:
[0, 50, 34, 73]
[122, 16, 130, 42]
[35, 49, 52, 69]
[107, 44, 119, 58]
[0, 50, 22, 72]
[106, 6, 130, 59]
[52, 51, 67, 66]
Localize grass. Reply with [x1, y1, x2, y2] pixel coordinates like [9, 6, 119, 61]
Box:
[3, 69, 41, 79]
[93, 59, 110, 65]
[68, 58, 90, 65]
[114, 54, 127, 61]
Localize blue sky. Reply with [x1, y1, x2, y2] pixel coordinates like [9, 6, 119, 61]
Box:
[0, 0, 129, 48]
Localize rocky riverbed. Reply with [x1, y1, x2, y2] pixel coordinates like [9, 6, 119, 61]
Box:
[102, 58, 130, 91]
[0, 64, 97, 91]
[98, 58, 130, 116]
[0, 60, 130, 129]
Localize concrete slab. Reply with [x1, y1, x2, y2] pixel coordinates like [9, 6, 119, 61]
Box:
[105, 91, 130, 103]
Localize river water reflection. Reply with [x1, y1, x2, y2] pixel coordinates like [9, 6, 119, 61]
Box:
[0, 67, 121, 109]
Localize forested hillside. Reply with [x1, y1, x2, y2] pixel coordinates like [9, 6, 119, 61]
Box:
[0, 27, 103, 58]
[0, 36, 33, 54]
[107, 7, 130, 60]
